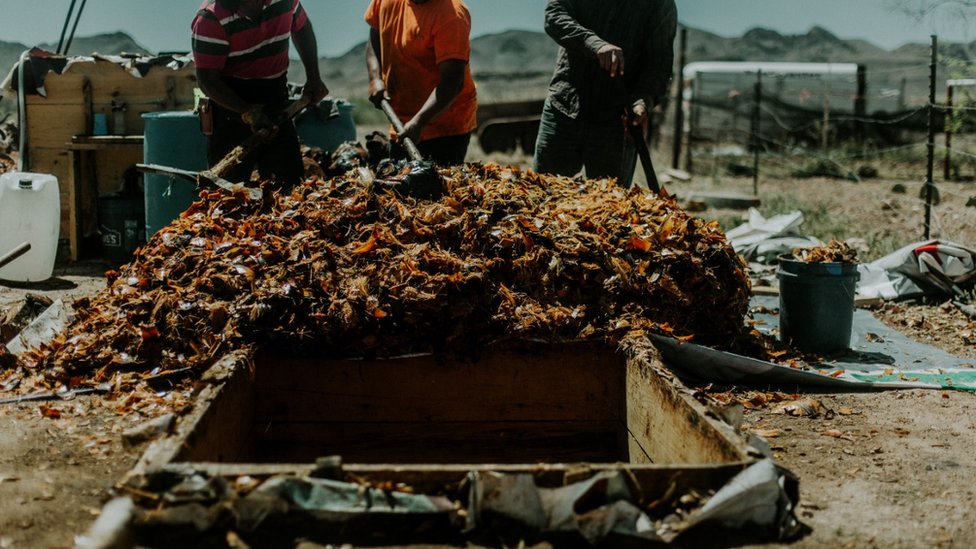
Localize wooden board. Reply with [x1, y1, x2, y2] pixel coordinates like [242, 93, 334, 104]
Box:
[23, 58, 199, 260]
[130, 344, 755, 485]
[253, 343, 624, 424]
[254, 421, 623, 465]
[128, 352, 256, 476]
[92, 147, 142, 194]
[151, 461, 752, 496]
[27, 99, 196, 143]
[685, 191, 762, 209]
[40, 62, 197, 106]
[626, 354, 747, 465]
[24, 102, 88, 149]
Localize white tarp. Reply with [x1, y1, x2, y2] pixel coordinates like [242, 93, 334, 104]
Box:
[726, 211, 976, 301]
[726, 208, 821, 264]
[857, 240, 976, 300]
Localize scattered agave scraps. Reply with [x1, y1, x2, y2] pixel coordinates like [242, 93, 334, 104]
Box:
[8, 163, 752, 389]
[792, 239, 858, 264]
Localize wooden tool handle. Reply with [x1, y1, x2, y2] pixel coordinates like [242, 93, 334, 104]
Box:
[208, 97, 314, 180]
[0, 242, 31, 270]
[380, 99, 424, 161]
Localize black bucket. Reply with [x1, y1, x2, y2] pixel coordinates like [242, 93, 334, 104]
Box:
[98, 177, 146, 267]
[777, 255, 860, 353]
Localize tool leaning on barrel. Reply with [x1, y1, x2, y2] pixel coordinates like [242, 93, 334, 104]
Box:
[136, 97, 312, 201]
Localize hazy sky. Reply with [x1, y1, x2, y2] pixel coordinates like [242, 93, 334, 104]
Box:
[1, 0, 974, 56]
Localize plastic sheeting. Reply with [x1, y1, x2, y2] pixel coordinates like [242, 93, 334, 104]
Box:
[726, 208, 822, 264]
[726, 211, 976, 302]
[857, 240, 976, 300]
[1, 47, 193, 98]
[466, 461, 799, 544]
[656, 296, 976, 391]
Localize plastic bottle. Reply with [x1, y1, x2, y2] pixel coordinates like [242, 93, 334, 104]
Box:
[0, 172, 61, 282]
[112, 100, 128, 135]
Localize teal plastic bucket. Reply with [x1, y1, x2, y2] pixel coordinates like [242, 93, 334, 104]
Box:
[142, 112, 208, 237]
[295, 99, 356, 155]
[777, 255, 860, 353]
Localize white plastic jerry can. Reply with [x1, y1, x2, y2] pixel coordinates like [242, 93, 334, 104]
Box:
[0, 172, 61, 282]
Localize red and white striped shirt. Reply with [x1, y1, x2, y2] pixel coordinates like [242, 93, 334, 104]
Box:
[191, 0, 309, 80]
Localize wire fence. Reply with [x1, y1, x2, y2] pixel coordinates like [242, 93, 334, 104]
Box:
[673, 36, 976, 247]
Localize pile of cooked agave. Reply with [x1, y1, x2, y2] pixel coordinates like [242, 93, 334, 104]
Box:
[11, 163, 753, 386]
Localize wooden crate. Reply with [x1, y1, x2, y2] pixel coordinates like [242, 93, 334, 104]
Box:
[119, 343, 765, 545]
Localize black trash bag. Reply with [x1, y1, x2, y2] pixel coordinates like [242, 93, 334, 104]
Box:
[327, 141, 369, 174]
[365, 131, 392, 168]
[373, 160, 444, 200]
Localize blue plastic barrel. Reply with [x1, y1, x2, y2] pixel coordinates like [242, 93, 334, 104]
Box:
[142, 112, 208, 237]
[294, 99, 357, 155]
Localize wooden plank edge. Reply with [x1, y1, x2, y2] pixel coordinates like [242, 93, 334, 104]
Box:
[121, 350, 254, 487]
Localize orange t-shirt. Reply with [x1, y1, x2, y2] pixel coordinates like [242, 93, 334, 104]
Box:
[365, 0, 478, 141]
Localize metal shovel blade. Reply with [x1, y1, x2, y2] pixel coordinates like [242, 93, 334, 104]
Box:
[136, 163, 262, 201]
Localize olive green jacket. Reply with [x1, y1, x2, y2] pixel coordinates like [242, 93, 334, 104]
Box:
[544, 0, 678, 122]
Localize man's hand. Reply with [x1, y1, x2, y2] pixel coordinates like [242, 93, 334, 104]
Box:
[631, 100, 649, 134]
[597, 44, 625, 77]
[369, 78, 389, 108]
[242, 106, 276, 135]
[401, 117, 423, 144]
[302, 77, 329, 104]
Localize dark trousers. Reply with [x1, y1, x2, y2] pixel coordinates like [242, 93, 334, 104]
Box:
[532, 100, 637, 187]
[208, 76, 304, 188]
[392, 132, 471, 166]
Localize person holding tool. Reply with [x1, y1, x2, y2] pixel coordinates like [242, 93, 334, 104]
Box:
[533, 0, 677, 189]
[191, 0, 329, 189]
[364, 0, 478, 166]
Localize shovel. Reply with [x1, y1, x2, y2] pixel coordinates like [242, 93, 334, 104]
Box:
[627, 119, 662, 195]
[136, 97, 314, 201]
[373, 99, 446, 200]
[615, 79, 662, 195]
[371, 98, 445, 200]
[206, 96, 312, 178]
[135, 163, 262, 200]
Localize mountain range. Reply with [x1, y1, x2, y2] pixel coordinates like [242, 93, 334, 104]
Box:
[0, 26, 969, 106]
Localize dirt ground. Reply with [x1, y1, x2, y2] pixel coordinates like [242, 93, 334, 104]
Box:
[684, 172, 976, 549]
[2, 150, 976, 547]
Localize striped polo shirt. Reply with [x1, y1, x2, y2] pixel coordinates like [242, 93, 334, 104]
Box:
[191, 0, 309, 80]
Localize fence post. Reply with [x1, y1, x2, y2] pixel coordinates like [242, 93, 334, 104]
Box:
[924, 35, 938, 240]
[688, 73, 699, 173]
[671, 27, 687, 170]
[855, 65, 866, 148]
[944, 83, 953, 181]
[821, 76, 831, 152]
[751, 70, 762, 196]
